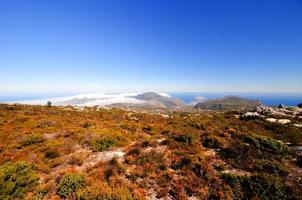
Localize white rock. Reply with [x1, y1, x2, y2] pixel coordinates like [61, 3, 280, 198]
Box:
[277, 119, 291, 124]
[241, 112, 262, 119]
[294, 124, 302, 128]
[266, 118, 277, 123]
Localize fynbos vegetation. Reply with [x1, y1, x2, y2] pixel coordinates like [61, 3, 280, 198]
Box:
[0, 103, 301, 199]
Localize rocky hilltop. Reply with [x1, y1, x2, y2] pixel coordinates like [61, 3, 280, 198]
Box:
[195, 96, 262, 111]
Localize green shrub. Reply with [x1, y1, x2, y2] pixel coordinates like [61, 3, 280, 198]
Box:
[244, 135, 291, 155]
[0, 162, 39, 199]
[174, 133, 195, 144]
[83, 122, 91, 128]
[91, 137, 116, 152]
[201, 135, 221, 148]
[188, 121, 205, 130]
[246, 174, 292, 200]
[127, 148, 140, 156]
[57, 173, 85, 198]
[221, 173, 293, 200]
[142, 126, 152, 134]
[44, 150, 60, 159]
[254, 159, 289, 176]
[21, 134, 44, 146]
[221, 173, 244, 199]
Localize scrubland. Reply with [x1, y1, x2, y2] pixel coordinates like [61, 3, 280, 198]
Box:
[0, 104, 301, 200]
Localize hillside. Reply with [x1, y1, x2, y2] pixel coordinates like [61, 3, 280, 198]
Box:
[0, 104, 301, 199]
[195, 96, 262, 111]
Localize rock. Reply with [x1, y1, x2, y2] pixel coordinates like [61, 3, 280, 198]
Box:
[266, 118, 291, 124]
[277, 119, 291, 124]
[266, 118, 278, 123]
[278, 104, 285, 109]
[255, 106, 286, 116]
[241, 112, 262, 120]
[298, 103, 302, 108]
[294, 124, 302, 128]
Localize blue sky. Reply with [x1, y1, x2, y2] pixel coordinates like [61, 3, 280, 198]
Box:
[0, 0, 302, 95]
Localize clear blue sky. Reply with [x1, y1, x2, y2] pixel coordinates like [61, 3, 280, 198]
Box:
[0, 0, 302, 95]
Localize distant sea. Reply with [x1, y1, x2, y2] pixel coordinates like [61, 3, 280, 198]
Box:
[0, 92, 302, 107]
[170, 92, 302, 106]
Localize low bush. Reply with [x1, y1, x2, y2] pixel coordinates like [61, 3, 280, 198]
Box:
[188, 121, 205, 130]
[127, 148, 140, 156]
[44, 150, 60, 159]
[91, 137, 116, 152]
[67, 153, 85, 166]
[174, 133, 195, 144]
[244, 135, 291, 155]
[76, 181, 135, 200]
[221, 173, 293, 200]
[57, 173, 85, 198]
[142, 126, 152, 134]
[83, 122, 91, 128]
[254, 159, 289, 176]
[201, 135, 222, 148]
[21, 134, 44, 147]
[0, 162, 39, 199]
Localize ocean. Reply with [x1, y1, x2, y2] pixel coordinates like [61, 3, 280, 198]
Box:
[0, 92, 302, 107]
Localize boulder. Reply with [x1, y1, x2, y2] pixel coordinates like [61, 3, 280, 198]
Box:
[240, 112, 262, 120]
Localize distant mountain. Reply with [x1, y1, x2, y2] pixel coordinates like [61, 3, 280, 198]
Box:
[135, 92, 185, 108]
[10, 92, 185, 109]
[194, 96, 262, 111]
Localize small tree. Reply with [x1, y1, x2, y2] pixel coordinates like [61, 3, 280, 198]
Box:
[46, 101, 52, 107]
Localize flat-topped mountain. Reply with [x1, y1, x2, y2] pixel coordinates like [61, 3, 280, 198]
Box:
[195, 95, 262, 111]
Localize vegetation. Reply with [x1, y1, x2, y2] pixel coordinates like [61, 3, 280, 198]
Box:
[0, 104, 301, 199]
[46, 101, 52, 107]
[221, 173, 293, 200]
[91, 137, 116, 152]
[20, 133, 44, 147]
[44, 150, 60, 159]
[57, 173, 85, 198]
[76, 181, 135, 200]
[174, 133, 196, 144]
[0, 162, 39, 199]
